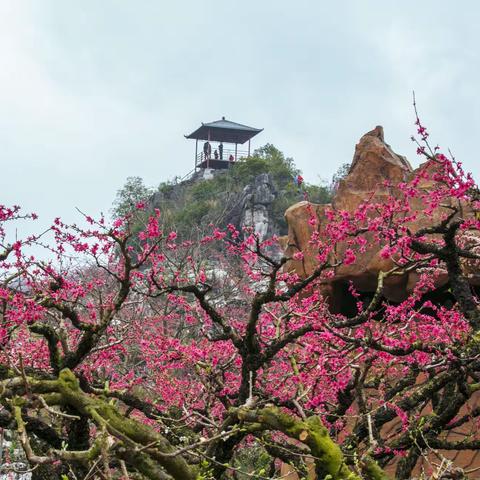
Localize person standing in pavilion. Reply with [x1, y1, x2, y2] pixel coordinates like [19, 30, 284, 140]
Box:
[203, 141, 211, 161]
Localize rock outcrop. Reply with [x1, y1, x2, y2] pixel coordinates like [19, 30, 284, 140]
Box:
[282, 126, 479, 312]
[151, 170, 283, 249]
[280, 126, 480, 480]
[239, 173, 278, 242]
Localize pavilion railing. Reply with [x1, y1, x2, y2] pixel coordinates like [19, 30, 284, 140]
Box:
[195, 148, 249, 167]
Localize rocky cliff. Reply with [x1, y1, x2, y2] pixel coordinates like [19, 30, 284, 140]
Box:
[150, 169, 291, 247]
[238, 173, 278, 241]
[280, 126, 480, 480]
[282, 126, 479, 312]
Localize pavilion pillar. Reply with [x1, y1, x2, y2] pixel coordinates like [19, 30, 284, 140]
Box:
[195, 139, 198, 171]
[207, 130, 211, 169]
[235, 143, 238, 162]
[248, 139, 251, 157]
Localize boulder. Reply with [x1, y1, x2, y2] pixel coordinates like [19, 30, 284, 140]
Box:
[282, 126, 479, 311]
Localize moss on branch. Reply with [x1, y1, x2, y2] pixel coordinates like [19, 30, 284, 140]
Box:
[234, 406, 390, 480]
[56, 369, 197, 480]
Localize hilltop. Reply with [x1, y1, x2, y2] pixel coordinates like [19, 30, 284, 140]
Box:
[112, 144, 344, 241]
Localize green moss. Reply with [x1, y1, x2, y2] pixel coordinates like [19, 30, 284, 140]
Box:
[59, 368, 80, 390]
[236, 406, 386, 480]
[360, 457, 391, 480]
[57, 369, 198, 480]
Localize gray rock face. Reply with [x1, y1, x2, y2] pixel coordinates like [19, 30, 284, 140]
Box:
[239, 173, 277, 242]
[150, 170, 282, 246]
[243, 173, 277, 206]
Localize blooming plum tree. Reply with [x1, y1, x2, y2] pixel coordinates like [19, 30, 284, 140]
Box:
[1, 120, 480, 480]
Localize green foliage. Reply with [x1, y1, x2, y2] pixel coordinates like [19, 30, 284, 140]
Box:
[229, 443, 273, 480]
[112, 145, 338, 239]
[331, 162, 350, 190]
[305, 183, 333, 204]
[197, 459, 214, 480]
[231, 144, 299, 184]
[112, 176, 154, 219]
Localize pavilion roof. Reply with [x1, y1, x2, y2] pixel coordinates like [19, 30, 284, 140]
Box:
[185, 117, 263, 144]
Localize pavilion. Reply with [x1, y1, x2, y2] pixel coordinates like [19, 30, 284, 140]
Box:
[185, 117, 263, 170]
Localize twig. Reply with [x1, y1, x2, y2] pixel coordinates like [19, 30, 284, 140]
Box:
[37, 395, 80, 420]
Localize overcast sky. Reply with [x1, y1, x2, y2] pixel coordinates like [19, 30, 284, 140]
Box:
[1, 1, 479, 229]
